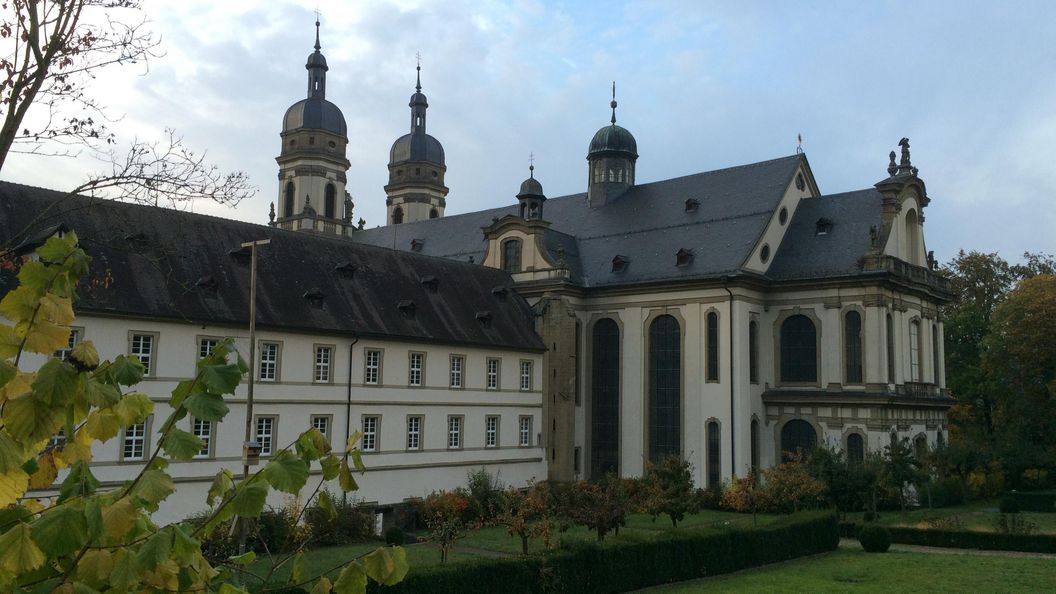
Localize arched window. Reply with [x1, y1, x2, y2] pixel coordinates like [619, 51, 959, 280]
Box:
[648, 315, 681, 463]
[706, 421, 720, 488]
[913, 434, 927, 458]
[501, 238, 522, 274]
[905, 209, 920, 264]
[324, 183, 336, 218]
[392, 207, 404, 225]
[844, 310, 863, 383]
[886, 313, 895, 383]
[283, 182, 295, 218]
[780, 419, 817, 462]
[780, 315, 817, 383]
[748, 320, 759, 384]
[429, 208, 439, 219]
[706, 311, 719, 381]
[932, 324, 940, 384]
[847, 433, 864, 463]
[591, 318, 620, 478]
[909, 320, 922, 382]
[750, 418, 760, 472]
[936, 430, 945, 448]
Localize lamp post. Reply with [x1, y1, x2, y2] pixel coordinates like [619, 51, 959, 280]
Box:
[237, 238, 270, 559]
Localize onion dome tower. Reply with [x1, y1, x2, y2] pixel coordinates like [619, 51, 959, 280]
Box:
[271, 20, 354, 236]
[385, 62, 449, 224]
[517, 162, 546, 220]
[587, 82, 638, 207]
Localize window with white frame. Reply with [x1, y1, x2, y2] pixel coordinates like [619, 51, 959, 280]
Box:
[486, 358, 499, 390]
[314, 346, 332, 383]
[311, 415, 331, 439]
[55, 328, 82, 361]
[909, 320, 922, 382]
[449, 356, 464, 388]
[255, 416, 276, 456]
[192, 418, 213, 458]
[364, 349, 381, 385]
[520, 361, 532, 391]
[48, 430, 66, 450]
[362, 415, 379, 452]
[409, 352, 424, 386]
[447, 416, 462, 449]
[519, 416, 532, 447]
[122, 420, 147, 461]
[259, 342, 279, 381]
[130, 333, 155, 375]
[199, 337, 218, 360]
[406, 415, 422, 450]
[485, 415, 499, 447]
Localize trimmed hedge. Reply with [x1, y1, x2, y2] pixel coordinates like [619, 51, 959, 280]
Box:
[839, 522, 1056, 554]
[368, 512, 838, 594]
[1005, 491, 1056, 513]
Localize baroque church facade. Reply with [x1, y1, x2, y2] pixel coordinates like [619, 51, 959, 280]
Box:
[1, 24, 952, 520]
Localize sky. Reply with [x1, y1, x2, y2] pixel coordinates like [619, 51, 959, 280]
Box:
[4, 0, 1055, 263]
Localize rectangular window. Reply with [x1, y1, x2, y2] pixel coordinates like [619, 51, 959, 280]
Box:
[122, 420, 147, 461]
[255, 416, 276, 456]
[485, 415, 499, 447]
[130, 332, 156, 376]
[192, 418, 213, 458]
[447, 416, 462, 449]
[486, 358, 500, 390]
[574, 446, 581, 474]
[449, 355, 464, 388]
[364, 349, 381, 385]
[409, 352, 424, 387]
[55, 328, 82, 361]
[520, 361, 532, 391]
[314, 346, 333, 383]
[519, 416, 532, 447]
[706, 312, 720, 381]
[199, 337, 218, 360]
[48, 430, 67, 450]
[311, 415, 331, 439]
[362, 415, 379, 452]
[910, 321, 922, 382]
[749, 320, 759, 384]
[259, 342, 279, 382]
[406, 415, 422, 451]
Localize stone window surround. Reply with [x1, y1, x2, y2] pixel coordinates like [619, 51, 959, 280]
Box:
[772, 308, 823, 388]
[128, 330, 159, 377]
[119, 414, 153, 462]
[313, 344, 336, 384]
[840, 305, 867, 386]
[642, 308, 687, 463]
[257, 339, 283, 382]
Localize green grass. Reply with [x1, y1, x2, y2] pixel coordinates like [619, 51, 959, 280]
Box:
[645, 547, 1056, 593]
[845, 500, 1056, 534]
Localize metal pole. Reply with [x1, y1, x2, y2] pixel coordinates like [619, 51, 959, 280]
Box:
[238, 239, 270, 558]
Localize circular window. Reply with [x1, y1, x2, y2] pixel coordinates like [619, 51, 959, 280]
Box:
[779, 207, 788, 225]
[328, 141, 336, 149]
[760, 244, 771, 263]
[432, 171, 438, 178]
[289, 139, 296, 146]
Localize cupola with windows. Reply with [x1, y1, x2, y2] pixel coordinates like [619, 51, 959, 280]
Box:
[517, 162, 546, 220]
[587, 82, 638, 208]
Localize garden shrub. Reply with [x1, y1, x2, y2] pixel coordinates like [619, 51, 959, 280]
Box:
[858, 524, 892, 553]
[1005, 491, 1056, 513]
[999, 495, 1021, 514]
[839, 522, 1056, 554]
[385, 527, 407, 546]
[863, 510, 877, 522]
[304, 490, 374, 546]
[919, 477, 967, 508]
[416, 490, 471, 563]
[759, 458, 827, 513]
[466, 467, 505, 522]
[995, 513, 1037, 535]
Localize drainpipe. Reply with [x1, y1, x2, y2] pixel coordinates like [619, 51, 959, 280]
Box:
[344, 332, 359, 504]
[723, 276, 736, 477]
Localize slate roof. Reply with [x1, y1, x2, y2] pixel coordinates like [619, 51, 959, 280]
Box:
[356, 154, 810, 287]
[0, 182, 544, 351]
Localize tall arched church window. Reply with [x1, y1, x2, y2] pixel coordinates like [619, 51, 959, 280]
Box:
[392, 207, 404, 225]
[648, 315, 681, 463]
[591, 318, 620, 478]
[706, 421, 720, 488]
[932, 324, 940, 384]
[706, 312, 719, 381]
[780, 315, 817, 383]
[750, 419, 760, 472]
[844, 311, 863, 383]
[913, 434, 927, 458]
[501, 238, 522, 274]
[847, 433, 864, 463]
[780, 419, 817, 462]
[283, 182, 295, 218]
[905, 209, 920, 264]
[749, 320, 759, 383]
[909, 320, 922, 382]
[886, 313, 895, 383]
[324, 183, 336, 218]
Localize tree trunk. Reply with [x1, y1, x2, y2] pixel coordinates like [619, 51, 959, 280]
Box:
[521, 534, 529, 555]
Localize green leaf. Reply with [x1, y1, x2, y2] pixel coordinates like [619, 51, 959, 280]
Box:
[136, 530, 173, 570]
[101, 496, 137, 541]
[59, 461, 100, 503]
[2, 395, 64, 444]
[75, 549, 114, 587]
[317, 490, 337, 521]
[0, 523, 46, 574]
[345, 431, 363, 453]
[36, 233, 78, 263]
[338, 459, 358, 492]
[169, 379, 196, 409]
[31, 358, 80, 406]
[350, 449, 366, 473]
[309, 577, 333, 594]
[0, 286, 40, 323]
[320, 454, 341, 481]
[171, 525, 200, 564]
[0, 359, 16, 389]
[113, 393, 153, 426]
[110, 548, 143, 592]
[32, 506, 88, 557]
[15, 260, 51, 292]
[83, 410, 122, 442]
[362, 546, 409, 586]
[0, 432, 24, 475]
[227, 551, 256, 566]
[184, 392, 229, 422]
[162, 428, 205, 461]
[229, 481, 268, 518]
[0, 468, 29, 507]
[207, 469, 235, 506]
[262, 451, 310, 494]
[218, 583, 250, 594]
[84, 378, 121, 407]
[290, 552, 306, 585]
[70, 340, 100, 369]
[333, 562, 367, 594]
[198, 363, 242, 395]
[108, 355, 145, 386]
[130, 469, 174, 508]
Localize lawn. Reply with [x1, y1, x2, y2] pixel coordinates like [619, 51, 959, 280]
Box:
[643, 547, 1056, 593]
[844, 499, 1056, 534]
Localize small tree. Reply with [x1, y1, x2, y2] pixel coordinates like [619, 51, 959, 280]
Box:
[881, 437, 924, 513]
[562, 476, 628, 541]
[643, 456, 696, 528]
[759, 455, 826, 513]
[495, 481, 553, 554]
[465, 467, 504, 523]
[416, 490, 470, 563]
[721, 469, 761, 525]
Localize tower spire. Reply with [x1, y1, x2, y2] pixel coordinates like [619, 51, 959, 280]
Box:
[610, 81, 617, 125]
[416, 52, 422, 92]
[314, 14, 321, 50]
[305, 17, 328, 99]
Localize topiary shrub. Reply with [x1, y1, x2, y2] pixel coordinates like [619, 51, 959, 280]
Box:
[1000, 495, 1021, 514]
[858, 524, 891, 553]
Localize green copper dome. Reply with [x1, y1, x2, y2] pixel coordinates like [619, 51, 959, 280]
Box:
[588, 123, 637, 158]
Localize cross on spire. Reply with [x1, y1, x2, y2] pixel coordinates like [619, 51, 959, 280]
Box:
[415, 52, 422, 92]
[529, 152, 535, 177]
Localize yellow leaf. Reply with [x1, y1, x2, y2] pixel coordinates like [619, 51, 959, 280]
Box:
[0, 523, 46, 574]
[20, 319, 71, 355]
[29, 450, 59, 490]
[84, 409, 122, 442]
[113, 393, 154, 426]
[76, 549, 113, 586]
[0, 324, 20, 359]
[101, 496, 137, 541]
[0, 468, 28, 507]
[141, 558, 180, 591]
[23, 499, 44, 514]
[38, 294, 74, 326]
[1, 370, 33, 401]
[60, 428, 94, 465]
[0, 286, 39, 323]
[345, 431, 364, 453]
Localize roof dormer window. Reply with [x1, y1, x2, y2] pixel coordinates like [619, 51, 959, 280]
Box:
[815, 218, 834, 236]
[303, 288, 325, 308]
[410, 238, 424, 252]
[476, 310, 493, 327]
[684, 198, 700, 213]
[398, 299, 416, 319]
[676, 248, 694, 267]
[611, 255, 630, 273]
